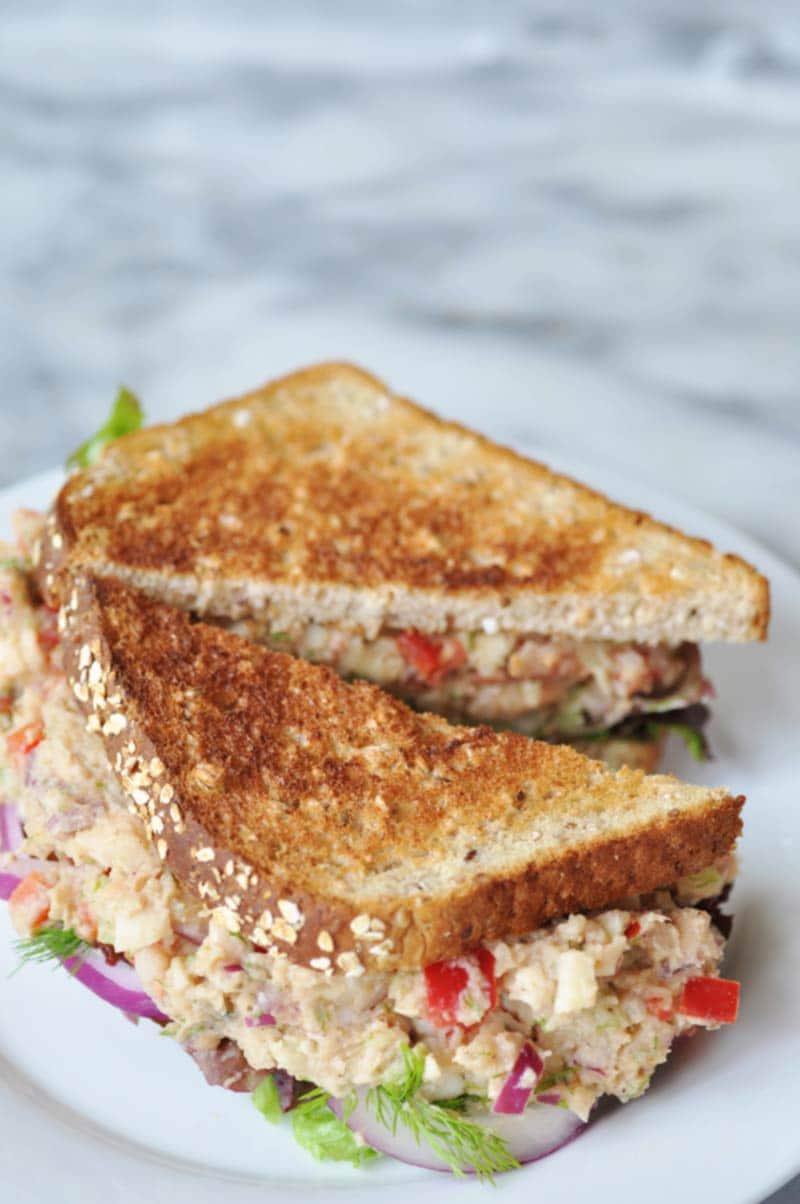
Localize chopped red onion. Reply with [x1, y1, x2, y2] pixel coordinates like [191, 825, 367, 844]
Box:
[536, 1093, 562, 1106]
[494, 1042, 544, 1115]
[245, 1012, 276, 1028]
[223, 963, 243, 973]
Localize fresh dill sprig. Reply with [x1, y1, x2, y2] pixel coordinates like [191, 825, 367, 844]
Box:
[13, 924, 88, 974]
[367, 1046, 519, 1182]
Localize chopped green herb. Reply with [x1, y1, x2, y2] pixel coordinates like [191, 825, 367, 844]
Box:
[367, 1046, 519, 1182]
[291, 1087, 379, 1168]
[66, 387, 144, 469]
[252, 1076, 283, 1124]
[268, 631, 291, 645]
[13, 924, 87, 974]
[0, 556, 25, 572]
[537, 1067, 576, 1092]
[436, 1093, 486, 1113]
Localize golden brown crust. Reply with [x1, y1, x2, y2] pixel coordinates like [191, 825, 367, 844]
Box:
[37, 362, 770, 643]
[59, 573, 744, 972]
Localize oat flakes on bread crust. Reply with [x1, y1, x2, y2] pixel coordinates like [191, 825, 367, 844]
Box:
[38, 362, 768, 644]
[60, 573, 744, 973]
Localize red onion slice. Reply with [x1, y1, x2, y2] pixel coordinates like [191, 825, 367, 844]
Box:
[331, 1089, 585, 1172]
[494, 1042, 544, 1114]
[245, 1012, 276, 1028]
[63, 947, 168, 1023]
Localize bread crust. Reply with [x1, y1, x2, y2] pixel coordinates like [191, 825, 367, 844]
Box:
[36, 362, 769, 644]
[59, 573, 744, 973]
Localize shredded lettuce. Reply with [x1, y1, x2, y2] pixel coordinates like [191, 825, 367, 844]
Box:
[66, 386, 144, 469]
[251, 1076, 283, 1124]
[290, 1088, 379, 1168]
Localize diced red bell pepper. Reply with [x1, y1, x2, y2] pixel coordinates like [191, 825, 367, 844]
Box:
[424, 947, 497, 1027]
[678, 976, 740, 1024]
[396, 630, 467, 685]
[625, 919, 641, 940]
[0, 696, 12, 717]
[6, 720, 45, 768]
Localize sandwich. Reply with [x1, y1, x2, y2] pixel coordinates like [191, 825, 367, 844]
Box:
[32, 365, 769, 772]
[1, 555, 743, 1178]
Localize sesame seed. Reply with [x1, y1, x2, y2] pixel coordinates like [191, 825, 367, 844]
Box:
[224, 859, 234, 877]
[235, 871, 250, 890]
[160, 784, 174, 804]
[149, 758, 164, 777]
[195, 847, 215, 863]
[259, 909, 274, 930]
[169, 803, 182, 823]
[252, 926, 270, 945]
[85, 714, 101, 733]
[79, 645, 92, 669]
[156, 838, 168, 860]
[150, 815, 164, 834]
[224, 895, 241, 910]
[131, 788, 150, 806]
[32, 539, 42, 565]
[72, 681, 89, 703]
[317, 930, 334, 953]
[88, 661, 103, 685]
[103, 713, 127, 735]
[310, 957, 331, 971]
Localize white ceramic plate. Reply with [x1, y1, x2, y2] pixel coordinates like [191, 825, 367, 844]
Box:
[1, 460, 797, 1204]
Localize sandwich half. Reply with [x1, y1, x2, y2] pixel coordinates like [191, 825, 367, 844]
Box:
[1, 557, 743, 1176]
[32, 364, 769, 771]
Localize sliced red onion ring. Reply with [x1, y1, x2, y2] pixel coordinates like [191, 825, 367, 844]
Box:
[63, 947, 168, 1023]
[494, 1042, 544, 1115]
[331, 1089, 585, 1172]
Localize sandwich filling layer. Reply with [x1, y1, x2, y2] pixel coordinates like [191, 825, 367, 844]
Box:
[1, 554, 737, 1131]
[220, 616, 709, 753]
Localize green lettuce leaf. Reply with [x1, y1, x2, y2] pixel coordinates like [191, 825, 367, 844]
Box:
[290, 1088, 378, 1168]
[66, 387, 144, 469]
[251, 1076, 283, 1124]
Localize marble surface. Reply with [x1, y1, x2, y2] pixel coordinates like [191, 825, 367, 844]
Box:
[0, 3, 798, 1200]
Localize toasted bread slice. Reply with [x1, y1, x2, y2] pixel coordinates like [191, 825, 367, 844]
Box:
[37, 363, 768, 645]
[59, 573, 743, 973]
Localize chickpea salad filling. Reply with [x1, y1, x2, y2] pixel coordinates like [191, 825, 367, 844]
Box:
[221, 615, 711, 755]
[0, 526, 741, 1178]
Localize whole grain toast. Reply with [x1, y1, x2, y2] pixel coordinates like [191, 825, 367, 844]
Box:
[59, 573, 743, 973]
[36, 362, 768, 645]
